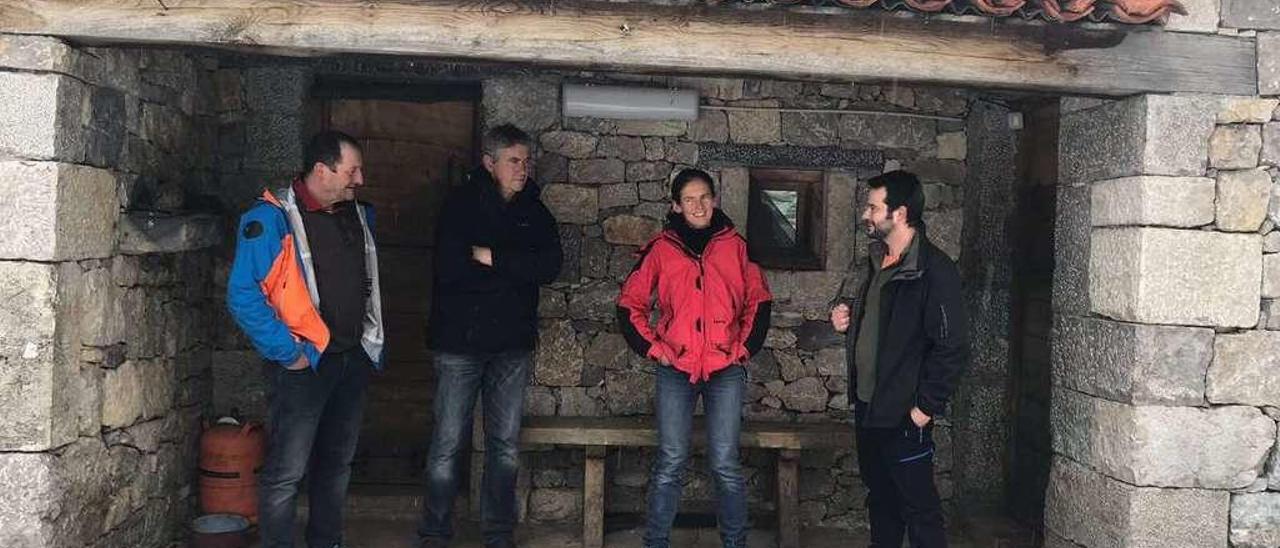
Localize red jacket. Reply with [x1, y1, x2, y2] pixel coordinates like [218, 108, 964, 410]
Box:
[617, 212, 772, 383]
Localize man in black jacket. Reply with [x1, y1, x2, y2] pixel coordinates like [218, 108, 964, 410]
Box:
[417, 124, 562, 548]
[830, 170, 968, 548]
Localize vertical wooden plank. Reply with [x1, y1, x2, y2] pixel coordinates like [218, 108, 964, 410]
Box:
[776, 449, 800, 548]
[583, 445, 607, 548]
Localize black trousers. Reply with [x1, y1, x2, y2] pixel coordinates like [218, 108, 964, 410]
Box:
[855, 403, 947, 548]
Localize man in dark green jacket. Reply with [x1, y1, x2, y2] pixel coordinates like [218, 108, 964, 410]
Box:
[830, 170, 968, 548]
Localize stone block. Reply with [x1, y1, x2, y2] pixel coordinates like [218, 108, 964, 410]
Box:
[602, 215, 661, 246]
[1053, 185, 1090, 315]
[604, 370, 652, 415]
[584, 333, 630, 371]
[538, 288, 567, 318]
[524, 386, 556, 417]
[598, 182, 639, 211]
[727, 109, 780, 145]
[567, 281, 618, 322]
[1232, 493, 1280, 548]
[595, 135, 645, 161]
[922, 209, 962, 261]
[568, 158, 625, 185]
[117, 213, 220, 255]
[665, 141, 698, 165]
[764, 329, 796, 349]
[719, 167, 749, 235]
[687, 110, 728, 143]
[671, 77, 744, 101]
[1218, 169, 1273, 231]
[1164, 0, 1221, 33]
[1219, 97, 1280, 123]
[1210, 124, 1263, 169]
[780, 112, 838, 147]
[541, 184, 598, 225]
[1263, 123, 1280, 167]
[1045, 456, 1229, 548]
[625, 161, 672, 183]
[535, 153, 568, 184]
[936, 132, 966, 161]
[1052, 316, 1213, 406]
[824, 170, 858, 271]
[539, 131, 597, 159]
[0, 72, 74, 160]
[643, 137, 665, 161]
[0, 261, 65, 451]
[1222, 0, 1280, 29]
[1089, 227, 1260, 328]
[1089, 176, 1215, 228]
[483, 77, 560, 132]
[1262, 32, 1280, 96]
[775, 377, 827, 412]
[534, 321, 583, 387]
[1209, 331, 1280, 406]
[0, 34, 75, 73]
[243, 114, 303, 172]
[1266, 254, 1280, 298]
[839, 113, 936, 152]
[101, 360, 144, 429]
[211, 351, 268, 420]
[1052, 388, 1275, 488]
[614, 120, 686, 138]
[1060, 94, 1216, 184]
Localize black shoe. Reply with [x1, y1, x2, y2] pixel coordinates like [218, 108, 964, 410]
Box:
[420, 538, 449, 548]
[484, 539, 516, 548]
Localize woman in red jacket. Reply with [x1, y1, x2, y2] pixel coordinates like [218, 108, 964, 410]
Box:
[617, 168, 772, 548]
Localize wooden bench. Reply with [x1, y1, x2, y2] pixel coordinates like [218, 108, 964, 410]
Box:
[472, 416, 854, 548]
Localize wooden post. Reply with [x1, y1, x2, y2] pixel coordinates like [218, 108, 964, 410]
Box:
[776, 449, 800, 548]
[583, 445, 607, 548]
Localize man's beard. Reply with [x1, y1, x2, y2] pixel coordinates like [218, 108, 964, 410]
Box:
[865, 220, 892, 241]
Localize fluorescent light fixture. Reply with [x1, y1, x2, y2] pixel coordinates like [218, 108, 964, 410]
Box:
[562, 84, 699, 121]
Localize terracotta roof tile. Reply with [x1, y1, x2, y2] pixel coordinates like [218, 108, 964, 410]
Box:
[736, 0, 1189, 24]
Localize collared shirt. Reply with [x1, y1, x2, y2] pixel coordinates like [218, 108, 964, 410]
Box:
[293, 179, 368, 354]
[854, 233, 919, 404]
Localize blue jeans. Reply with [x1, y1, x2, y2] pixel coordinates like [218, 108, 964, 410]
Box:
[258, 348, 372, 548]
[417, 350, 531, 546]
[645, 365, 748, 548]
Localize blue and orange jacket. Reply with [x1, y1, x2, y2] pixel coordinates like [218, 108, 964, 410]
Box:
[226, 186, 385, 370]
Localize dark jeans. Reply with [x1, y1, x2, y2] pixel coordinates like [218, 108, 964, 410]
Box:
[417, 350, 531, 546]
[258, 348, 372, 548]
[854, 402, 947, 548]
[645, 365, 748, 548]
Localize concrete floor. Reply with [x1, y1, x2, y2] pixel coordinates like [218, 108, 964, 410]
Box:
[249, 519, 1038, 548]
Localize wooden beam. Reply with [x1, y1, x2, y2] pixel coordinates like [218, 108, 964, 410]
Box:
[0, 0, 1257, 96]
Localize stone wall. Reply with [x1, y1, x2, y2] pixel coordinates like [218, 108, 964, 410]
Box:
[484, 74, 973, 527]
[0, 36, 221, 547]
[203, 56, 981, 529]
[1048, 91, 1280, 547]
[1041, 3, 1280, 546]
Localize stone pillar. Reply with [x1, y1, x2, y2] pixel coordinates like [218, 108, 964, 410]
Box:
[1046, 93, 1280, 547]
[0, 35, 221, 548]
[952, 100, 1017, 512]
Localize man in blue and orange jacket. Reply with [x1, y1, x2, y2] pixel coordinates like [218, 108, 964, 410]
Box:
[227, 130, 384, 548]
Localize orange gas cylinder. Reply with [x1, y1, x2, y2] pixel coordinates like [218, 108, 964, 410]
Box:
[199, 417, 265, 523]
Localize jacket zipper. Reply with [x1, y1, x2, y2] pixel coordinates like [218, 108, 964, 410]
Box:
[939, 304, 950, 340]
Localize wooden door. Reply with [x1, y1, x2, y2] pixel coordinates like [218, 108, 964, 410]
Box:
[317, 94, 476, 485]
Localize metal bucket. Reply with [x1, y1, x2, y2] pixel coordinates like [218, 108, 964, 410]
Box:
[192, 513, 249, 548]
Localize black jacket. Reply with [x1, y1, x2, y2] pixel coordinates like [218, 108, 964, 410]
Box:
[428, 168, 563, 353]
[841, 230, 968, 428]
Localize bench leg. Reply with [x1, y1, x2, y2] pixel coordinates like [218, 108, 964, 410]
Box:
[776, 449, 800, 548]
[583, 446, 606, 548]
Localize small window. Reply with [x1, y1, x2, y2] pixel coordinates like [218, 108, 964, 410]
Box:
[746, 169, 825, 270]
